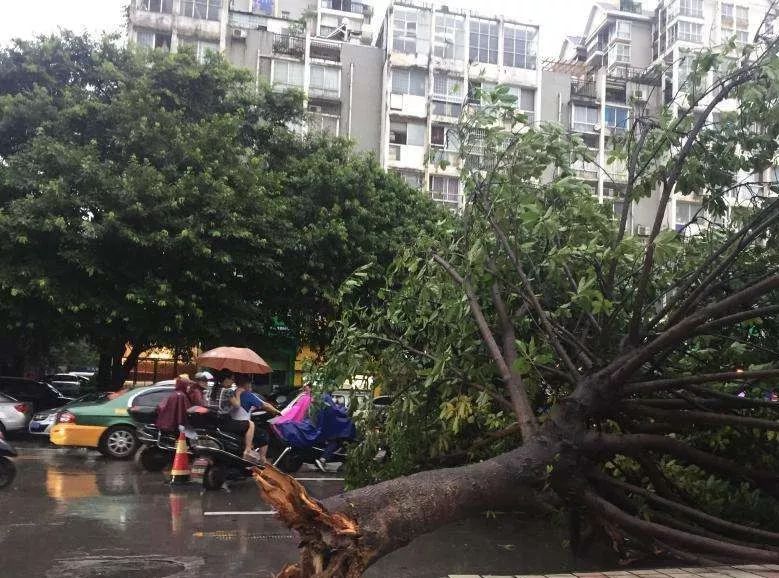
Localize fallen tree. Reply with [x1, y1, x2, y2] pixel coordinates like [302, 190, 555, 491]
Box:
[255, 17, 779, 577]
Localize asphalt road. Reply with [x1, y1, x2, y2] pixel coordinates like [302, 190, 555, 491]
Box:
[0, 437, 586, 578]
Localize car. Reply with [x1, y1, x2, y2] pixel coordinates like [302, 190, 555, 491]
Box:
[0, 377, 72, 412]
[49, 383, 174, 459]
[44, 374, 90, 397]
[28, 391, 110, 436]
[0, 392, 32, 434]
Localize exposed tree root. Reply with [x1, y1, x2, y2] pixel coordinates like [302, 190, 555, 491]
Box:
[252, 466, 369, 578]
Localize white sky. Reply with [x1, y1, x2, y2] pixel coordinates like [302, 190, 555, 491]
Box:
[0, 0, 659, 57]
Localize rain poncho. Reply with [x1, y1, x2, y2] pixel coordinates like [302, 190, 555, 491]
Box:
[271, 392, 356, 448]
[155, 378, 192, 432]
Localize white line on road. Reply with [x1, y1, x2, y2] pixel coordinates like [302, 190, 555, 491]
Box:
[294, 477, 345, 481]
[203, 511, 277, 516]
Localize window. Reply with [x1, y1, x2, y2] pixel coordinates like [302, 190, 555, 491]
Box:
[309, 112, 340, 136]
[503, 24, 537, 69]
[679, 0, 703, 18]
[604, 106, 629, 130]
[138, 0, 173, 13]
[272, 60, 304, 89]
[429, 175, 460, 205]
[389, 120, 425, 146]
[736, 6, 749, 28]
[676, 200, 703, 230]
[432, 73, 463, 99]
[309, 64, 340, 98]
[133, 389, 172, 407]
[469, 18, 498, 64]
[677, 20, 702, 42]
[179, 38, 219, 62]
[180, 0, 222, 21]
[483, 83, 535, 114]
[434, 14, 465, 60]
[573, 106, 599, 132]
[135, 29, 171, 51]
[610, 42, 631, 63]
[432, 100, 462, 118]
[395, 170, 423, 188]
[281, 10, 290, 18]
[722, 3, 734, 24]
[614, 20, 631, 41]
[391, 68, 426, 96]
[431, 124, 449, 147]
[393, 8, 419, 53]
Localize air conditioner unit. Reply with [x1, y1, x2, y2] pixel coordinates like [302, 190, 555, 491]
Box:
[635, 224, 650, 236]
[232, 28, 248, 39]
[632, 89, 645, 101]
[593, 123, 602, 132]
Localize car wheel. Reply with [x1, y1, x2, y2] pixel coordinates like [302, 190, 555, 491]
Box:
[203, 464, 226, 491]
[0, 456, 16, 489]
[98, 426, 138, 460]
[136, 445, 169, 472]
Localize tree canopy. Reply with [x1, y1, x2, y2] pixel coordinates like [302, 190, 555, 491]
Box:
[255, 30, 779, 578]
[0, 32, 440, 383]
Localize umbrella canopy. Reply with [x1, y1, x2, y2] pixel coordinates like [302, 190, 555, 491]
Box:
[196, 347, 272, 375]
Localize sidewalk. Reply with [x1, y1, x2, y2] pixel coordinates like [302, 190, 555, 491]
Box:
[448, 565, 779, 578]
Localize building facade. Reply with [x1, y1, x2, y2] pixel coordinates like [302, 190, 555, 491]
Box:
[127, 0, 383, 156]
[126, 0, 776, 219]
[374, 1, 542, 209]
[545, 0, 777, 235]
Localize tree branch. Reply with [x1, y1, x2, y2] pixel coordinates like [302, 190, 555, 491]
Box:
[431, 252, 538, 438]
[582, 490, 779, 561]
[623, 369, 779, 395]
[610, 275, 779, 386]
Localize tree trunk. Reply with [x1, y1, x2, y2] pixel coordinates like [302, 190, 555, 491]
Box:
[254, 422, 573, 577]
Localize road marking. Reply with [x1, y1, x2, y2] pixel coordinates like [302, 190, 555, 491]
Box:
[295, 476, 345, 481]
[203, 511, 277, 516]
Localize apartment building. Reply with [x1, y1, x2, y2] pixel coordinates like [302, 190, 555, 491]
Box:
[373, 1, 542, 209]
[545, 0, 776, 235]
[127, 0, 383, 155]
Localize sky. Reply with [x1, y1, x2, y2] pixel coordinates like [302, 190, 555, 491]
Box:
[0, 0, 659, 58]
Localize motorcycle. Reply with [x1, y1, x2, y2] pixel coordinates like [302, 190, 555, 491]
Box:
[0, 431, 18, 489]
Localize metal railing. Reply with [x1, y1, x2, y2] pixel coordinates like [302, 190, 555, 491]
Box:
[138, 0, 173, 13]
[310, 39, 341, 62]
[272, 34, 305, 57]
[572, 79, 598, 100]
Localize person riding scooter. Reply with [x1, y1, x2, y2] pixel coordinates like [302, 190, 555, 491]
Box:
[225, 373, 280, 463]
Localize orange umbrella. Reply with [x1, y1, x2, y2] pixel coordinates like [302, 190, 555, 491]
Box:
[196, 347, 272, 375]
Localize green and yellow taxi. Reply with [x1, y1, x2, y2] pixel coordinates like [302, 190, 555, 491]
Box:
[50, 382, 173, 459]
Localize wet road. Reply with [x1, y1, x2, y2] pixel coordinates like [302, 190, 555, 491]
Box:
[0, 437, 589, 578]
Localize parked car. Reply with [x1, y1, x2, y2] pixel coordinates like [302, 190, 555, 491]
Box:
[29, 391, 110, 436]
[44, 373, 90, 397]
[49, 383, 174, 459]
[0, 377, 72, 412]
[0, 392, 32, 434]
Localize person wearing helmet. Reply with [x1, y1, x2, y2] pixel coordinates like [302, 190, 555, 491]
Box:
[188, 371, 212, 406]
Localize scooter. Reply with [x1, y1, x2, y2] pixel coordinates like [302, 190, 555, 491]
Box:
[0, 432, 18, 489]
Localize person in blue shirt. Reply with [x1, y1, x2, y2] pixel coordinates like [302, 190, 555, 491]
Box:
[228, 374, 280, 463]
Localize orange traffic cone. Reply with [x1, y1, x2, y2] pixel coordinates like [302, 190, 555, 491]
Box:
[170, 431, 190, 485]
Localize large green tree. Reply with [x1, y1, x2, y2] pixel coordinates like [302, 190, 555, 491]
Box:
[254, 30, 779, 578]
[0, 32, 439, 386]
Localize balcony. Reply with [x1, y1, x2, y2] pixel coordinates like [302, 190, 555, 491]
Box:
[273, 34, 304, 58]
[309, 85, 341, 100]
[320, 0, 370, 16]
[571, 79, 598, 101]
[310, 39, 341, 62]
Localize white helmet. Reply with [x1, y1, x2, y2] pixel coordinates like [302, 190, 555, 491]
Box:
[194, 371, 213, 382]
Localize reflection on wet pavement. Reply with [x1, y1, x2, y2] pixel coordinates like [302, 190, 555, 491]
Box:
[0, 438, 597, 578]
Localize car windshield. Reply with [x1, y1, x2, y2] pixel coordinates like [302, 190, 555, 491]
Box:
[45, 383, 66, 396]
